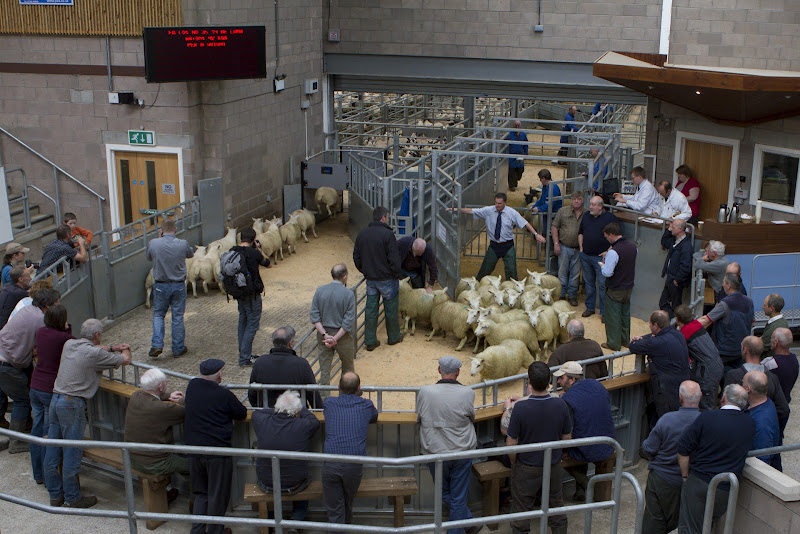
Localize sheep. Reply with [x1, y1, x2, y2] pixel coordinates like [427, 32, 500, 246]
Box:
[472, 307, 529, 352]
[520, 287, 544, 311]
[505, 288, 523, 308]
[551, 300, 578, 343]
[289, 209, 318, 242]
[398, 280, 450, 335]
[256, 229, 283, 263]
[252, 218, 268, 234]
[470, 339, 535, 380]
[188, 257, 218, 296]
[526, 269, 562, 301]
[426, 301, 473, 351]
[456, 289, 482, 310]
[478, 286, 506, 307]
[454, 276, 478, 301]
[479, 274, 502, 290]
[279, 221, 299, 255]
[314, 186, 340, 218]
[473, 318, 540, 357]
[145, 269, 154, 308]
[209, 227, 237, 253]
[499, 277, 526, 292]
[526, 305, 560, 353]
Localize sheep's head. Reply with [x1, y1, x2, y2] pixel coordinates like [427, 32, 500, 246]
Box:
[484, 275, 502, 290]
[478, 306, 492, 322]
[490, 288, 505, 306]
[505, 289, 522, 307]
[541, 287, 556, 304]
[399, 277, 412, 289]
[461, 276, 478, 291]
[467, 307, 480, 325]
[526, 309, 540, 327]
[512, 277, 527, 292]
[195, 245, 207, 257]
[474, 319, 491, 336]
[558, 311, 572, 328]
[465, 295, 481, 309]
[526, 270, 543, 285]
[470, 356, 484, 376]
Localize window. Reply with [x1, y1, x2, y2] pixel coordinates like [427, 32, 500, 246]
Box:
[751, 144, 800, 214]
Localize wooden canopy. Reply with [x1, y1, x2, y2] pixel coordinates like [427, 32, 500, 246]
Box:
[593, 51, 800, 126]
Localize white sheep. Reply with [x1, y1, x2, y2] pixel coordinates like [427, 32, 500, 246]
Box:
[479, 274, 502, 290]
[456, 289, 482, 310]
[505, 288, 523, 308]
[478, 286, 506, 307]
[256, 229, 283, 263]
[252, 218, 267, 234]
[279, 221, 299, 255]
[426, 301, 473, 351]
[527, 269, 562, 301]
[499, 277, 526, 292]
[520, 287, 544, 311]
[454, 276, 478, 301]
[209, 227, 237, 254]
[470, 339, 535, 380]
[471, 307, 529, 352]
[398, 279, 450, 335]
[551, 300, 578, 343]
[290, 209, 318, 242]
[526, 305, 560, 354]
[474, 318, 540, 357]
[314, 186, 340, 218]
[145, 269, 154, 308]
[188, 257, 218, 296]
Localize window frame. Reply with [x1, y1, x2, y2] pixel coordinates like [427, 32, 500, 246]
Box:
[750, 143, 800, 215]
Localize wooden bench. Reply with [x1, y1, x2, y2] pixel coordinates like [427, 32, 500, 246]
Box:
[472, 460, 511, 531]
[562, 452, 618, 501]
[244, 477, 418, 534]
[83, 447, 172, 531]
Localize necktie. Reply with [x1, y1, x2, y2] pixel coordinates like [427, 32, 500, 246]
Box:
[495, 211, 502, 241]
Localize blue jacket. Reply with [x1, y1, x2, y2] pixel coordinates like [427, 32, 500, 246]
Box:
[508, 131, 528, 169]
[560, 111, 578, 144]
[532, 182, 562, 213]
[748, 399, 780, 466]
[629, 326, 690, 386]
[660, 232, 693, 286]
[562, 379, 616, 462]
[710, 291, 754, 360]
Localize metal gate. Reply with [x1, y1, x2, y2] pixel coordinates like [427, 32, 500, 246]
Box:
[431, 150, 462, 299]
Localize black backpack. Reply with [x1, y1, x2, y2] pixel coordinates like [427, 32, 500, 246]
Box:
[219, 248, 254, 299]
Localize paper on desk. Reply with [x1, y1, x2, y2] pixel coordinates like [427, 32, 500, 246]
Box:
[772, 220, 790, 224]
[639, 217, 664, 224]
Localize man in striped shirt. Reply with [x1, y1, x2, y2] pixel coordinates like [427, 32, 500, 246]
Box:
[322, 372, 378, 533]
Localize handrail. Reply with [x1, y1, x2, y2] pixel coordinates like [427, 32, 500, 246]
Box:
[0, 124, 106, 201]
[702, 472, 739, 534]
[0, 428, 628, 534]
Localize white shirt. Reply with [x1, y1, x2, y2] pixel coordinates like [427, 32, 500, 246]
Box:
[8, 297, 32, 321]
[659, 189, 692, 221]
[473, 206, 529, 242]
[767, 314, 784, 325]
[601, 248, 619, 278]
[621, 179, 660, 215]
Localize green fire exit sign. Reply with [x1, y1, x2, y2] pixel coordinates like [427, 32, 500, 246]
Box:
[128, 130, 156, 145]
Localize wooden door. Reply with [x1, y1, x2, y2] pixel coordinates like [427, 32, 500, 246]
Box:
[682, 140, 733, 221]
[114, 151, 180, 230]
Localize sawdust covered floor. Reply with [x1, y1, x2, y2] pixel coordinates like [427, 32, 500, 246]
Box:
[103, 203, 647, 413]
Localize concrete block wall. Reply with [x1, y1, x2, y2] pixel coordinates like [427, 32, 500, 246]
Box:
[733, 475, 800, 533]
[645, 98, 800, 222]
[325, 0, 662, 63]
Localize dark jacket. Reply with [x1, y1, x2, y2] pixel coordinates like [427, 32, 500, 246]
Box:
[396, 235, 438, 286]
[629, 326, 690, 386]
[252, 407, 320, 489]
[125, 389, 186, 464]
[232, 244, 271, 294]
[354, 221, 403, 281]
[507, 130, 528, 168]
[725, 366, 790, 422]
[248, 347, 323, 409]
[547, 337, 608, 380]
[682, 322, 723, 411]
[0, 283, 28, 328]
[711, 291, 754, 361]
[606, 236, 637, 291]
[562, 379, 616, 462]
[660, 231, 693, 286]
[184, 377, 247, 448]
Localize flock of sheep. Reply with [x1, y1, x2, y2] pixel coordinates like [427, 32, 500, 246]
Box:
[398, 269, 576, 382]
[144, 187, 342, 305]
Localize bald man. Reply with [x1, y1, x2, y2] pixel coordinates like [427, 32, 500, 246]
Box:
[744, 370, 780, 469]
[507, 119, 528, 191]
[396, 236, 438, 293]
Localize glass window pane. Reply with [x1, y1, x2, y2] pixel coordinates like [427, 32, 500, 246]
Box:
[760, 151, 799, 207]
[120, 159, 132, 224]
[146, 160, 157, 209]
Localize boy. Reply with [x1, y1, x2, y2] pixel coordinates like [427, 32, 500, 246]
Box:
[63, 212, 92, 245]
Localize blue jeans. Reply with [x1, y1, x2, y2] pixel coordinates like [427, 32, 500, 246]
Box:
[29, 388, 53, 482]
[0, 364, 31, 422]
[557, 244, 580, 299]
[44, 394, 87, 503]
[365, 279, 399, 300]
[151, 281, 187, 353]
[580, 252, 606, 314]
[428, 458, 473, 534]
[237, 294, 262, 365]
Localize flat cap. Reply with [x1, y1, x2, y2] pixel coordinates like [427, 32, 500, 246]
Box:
[438, 356, 462, 375]
[199, 358, 225, 375]
[4, 242, 29, 255]
[553, 360, 583, 377]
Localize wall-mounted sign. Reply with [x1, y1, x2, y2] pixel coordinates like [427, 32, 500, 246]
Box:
[20, 0, 74, 4]
[128, 130, 155, 145]
[162, 184, 176, 195]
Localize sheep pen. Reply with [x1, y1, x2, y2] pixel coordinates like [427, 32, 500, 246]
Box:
[111, 205, 647, 412]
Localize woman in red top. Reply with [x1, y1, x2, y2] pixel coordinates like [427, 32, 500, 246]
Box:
[30, 303, 74, 483]
[675, 164, 701, 224]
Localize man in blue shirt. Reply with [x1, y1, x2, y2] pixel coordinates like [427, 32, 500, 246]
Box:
[557, 105, 579, 158]
[640, 380, 701, 534]
[530, 169, 563, 216]
[507, 120, 528, 191]
[450, 192, 545, 282]
[578, 196, 618, 319]
[744, 370, 781, 469]
[322, 372, 378, 533]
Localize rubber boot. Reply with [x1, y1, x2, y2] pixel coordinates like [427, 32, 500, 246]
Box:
[8, 419, 29, 454]
[364, 294, 380, 348]
[383, 295, 403, 345]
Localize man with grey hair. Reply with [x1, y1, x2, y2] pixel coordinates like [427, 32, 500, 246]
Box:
[252, 390, 320, 525]
[761, 293, 788, 358]
[677, 384, 755, 534]
[743, 370, 780, 469]
[767, 327, 798, 406]
[248, 326, 322, 409]
[551, 190, 585, 306]
[311, 264, 357, 390]
[547, 319, 608, 379]
[397, 236, 439, 292]
[44, 318, 131, 508]
[146, 218, 194, 359]
[692, 240, 728, 303]
[699, 272, 754, 374]
[124, 368, 187, 503]
[640, 380, 701, 534]
[416, 356, 478, 534]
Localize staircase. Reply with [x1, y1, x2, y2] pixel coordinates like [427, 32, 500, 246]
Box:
[7, 190, 58, 258]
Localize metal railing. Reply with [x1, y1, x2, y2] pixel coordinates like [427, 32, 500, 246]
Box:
[3, 165, 58, 233]
[750, 252, 800, 327]
[0, 429, 638, 534]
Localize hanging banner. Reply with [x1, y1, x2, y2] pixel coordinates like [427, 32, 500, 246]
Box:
[20, 0, 74, 4]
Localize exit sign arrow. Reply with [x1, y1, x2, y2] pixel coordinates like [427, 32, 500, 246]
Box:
[128, 130, 156, 145]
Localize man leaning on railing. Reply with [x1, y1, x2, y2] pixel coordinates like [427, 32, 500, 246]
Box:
[38, 224, 88, 274]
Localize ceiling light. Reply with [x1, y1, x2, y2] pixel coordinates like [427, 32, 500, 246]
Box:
[695, 90, 701, 95]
